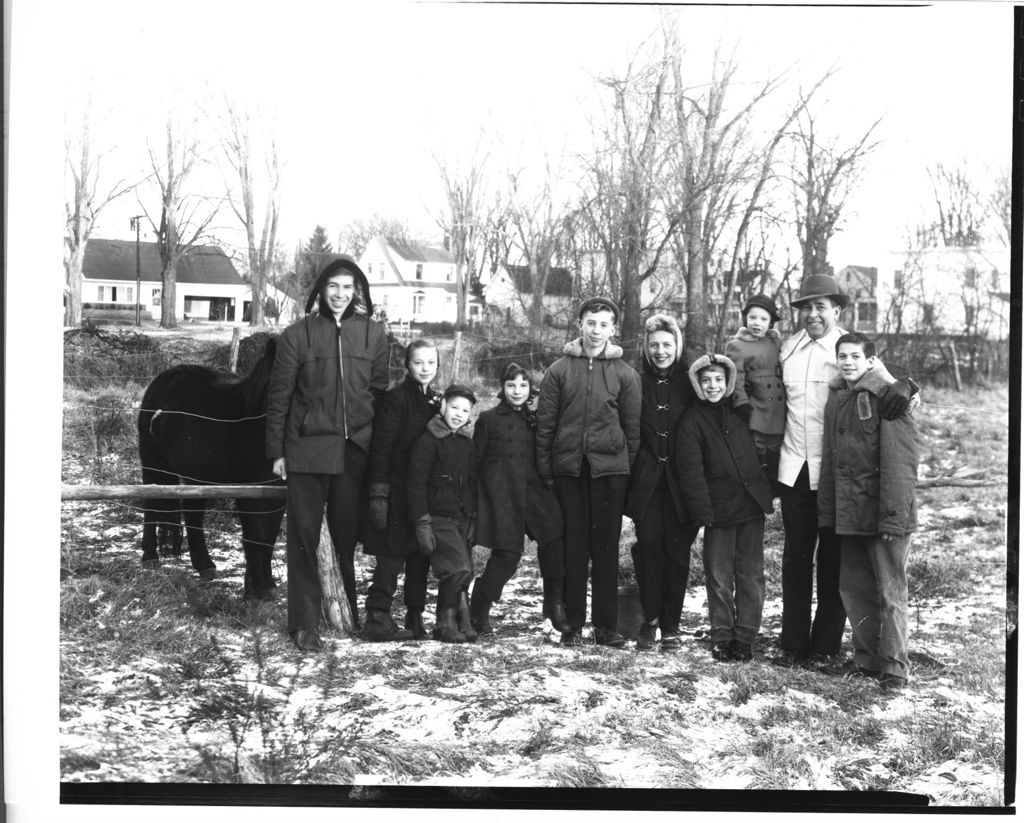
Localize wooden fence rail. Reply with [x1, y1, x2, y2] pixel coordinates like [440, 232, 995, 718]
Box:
[62, 484, 287, 501]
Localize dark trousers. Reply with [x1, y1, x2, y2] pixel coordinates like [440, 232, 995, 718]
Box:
[285, 442, 367, 635]
[429, 515, 473, 605]
[702, 517, 766, 644]
[554, 461, 628, 632]
[778, 462, 846, 655]
[631, 487, 699, 630]
[365, 548, 431, 614]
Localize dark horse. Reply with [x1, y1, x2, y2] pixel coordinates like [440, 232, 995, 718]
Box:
[137, 338, 284, 600]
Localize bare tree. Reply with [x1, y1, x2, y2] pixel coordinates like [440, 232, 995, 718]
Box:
[219, 100, 281, 327]
[989, 166, 1011, 246]
[337, 214, 411, 259]
[927, 162, 986, 247]
[788, 99, 881, 279]
[503, 157, 573, 328]
[63, 101, 136, 326]
[434, 140, 489, 329]
[576, 36, 677, 344]
[144, 117, 222, 328]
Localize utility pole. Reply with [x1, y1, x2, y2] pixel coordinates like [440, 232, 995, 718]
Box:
[129, 215, 144, 326]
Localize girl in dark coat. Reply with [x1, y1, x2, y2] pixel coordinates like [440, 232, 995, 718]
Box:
[362, 340, 441, 642]
[623, 314, 700, 651]
[469, 363, 569, 636]
[676, 354, 773, 663]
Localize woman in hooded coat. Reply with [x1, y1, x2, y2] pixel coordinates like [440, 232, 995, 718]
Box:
[265, 255, 389, 652]
[623, 314, 699, 651]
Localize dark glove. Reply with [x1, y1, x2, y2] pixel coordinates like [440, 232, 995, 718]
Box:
[414, 515, 436, 556]
[466, 515, 477, 546]
[878, 377, 919, 420]
[733, 403, 752, 423]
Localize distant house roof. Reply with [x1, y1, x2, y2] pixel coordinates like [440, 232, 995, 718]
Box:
[507, 265, 574, 297]
[83, 239, 245, 286]
[386, 238, 455, 265]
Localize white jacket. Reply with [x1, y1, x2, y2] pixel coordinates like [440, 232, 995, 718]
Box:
[778, 327, 844, 490]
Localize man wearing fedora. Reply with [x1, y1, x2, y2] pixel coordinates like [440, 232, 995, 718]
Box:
[772, 273, 917, 667]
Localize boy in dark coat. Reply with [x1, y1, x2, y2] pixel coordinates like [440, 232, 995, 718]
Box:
[470, 363, 568, 636]
[536, 297, 642, 648]
[407, 384, 480, 643]
[624, 314, 699, 651]
[676, 354, 773, 662]
[817, 333, 919, 691]
[266, 255, 389, 652]
[724, 294, 786, 482]
[362, 340, 441, 642]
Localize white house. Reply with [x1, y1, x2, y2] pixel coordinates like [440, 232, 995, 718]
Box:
[82, 239, 253, 323]
[358, 237, 484, 325]
[483, 264, 575, 326]
[839, 246, 1011, 339]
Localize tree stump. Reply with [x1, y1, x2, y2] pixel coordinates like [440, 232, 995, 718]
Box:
[317, 515, 356, 634]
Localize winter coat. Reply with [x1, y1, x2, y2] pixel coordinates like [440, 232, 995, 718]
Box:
[407, 416, 479, 522]
[675, 354, 773, 527]
[363, 376, 442, 556]
[265, 256, 388, 474]
[535, 338, 642, 479]
[817, 368, 919, 537]
[473, 400, 564, 553]
[725, 328, 786, 435]
[623, 359, 698, 523]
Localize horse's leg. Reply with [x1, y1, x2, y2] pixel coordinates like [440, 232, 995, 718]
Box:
[157, 502, 183, 557]
[238, 499, 284, 601]
[183, 498, 217, 580]
[141, 499, 161, 567]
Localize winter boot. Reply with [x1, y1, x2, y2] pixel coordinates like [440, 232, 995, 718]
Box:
[636, 619, 658, 651]
[542, 577, 572, 633]
[436, 603, 466, 644]
[456, 589, 478, 642]
[362, 609, 414, 642]
[404, 609, 428, 640]
[469, 580, 493, 637]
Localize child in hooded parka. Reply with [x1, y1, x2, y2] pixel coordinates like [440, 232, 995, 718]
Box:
[676, 353, 773, 664]
[724, 294, 787, 481]
[469, 362, 568, 637]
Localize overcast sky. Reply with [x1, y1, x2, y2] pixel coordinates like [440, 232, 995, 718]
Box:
[41, 0, 1016, 266]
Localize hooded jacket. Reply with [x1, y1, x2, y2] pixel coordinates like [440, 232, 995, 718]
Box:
[535, 338, 642, 479]
[265, 256, 389, 473]
[817, 366, 919, 536]
[724, 327, 786, 436]
[407, 415, 479, 522]
[623, 330, 697, 523]
[675, 354, 773, 527]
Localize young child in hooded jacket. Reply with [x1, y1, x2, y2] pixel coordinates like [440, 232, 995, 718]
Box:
[406, 384, 481, 643]
[468, 362, 568, 637]
[817, 332, 919, 692]
[724, 294, 787, 483]
[676, 353, 773, 663]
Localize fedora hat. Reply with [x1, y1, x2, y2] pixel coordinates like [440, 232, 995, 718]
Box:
[790, 273, 849, 310]
[741, 294, 781, 324]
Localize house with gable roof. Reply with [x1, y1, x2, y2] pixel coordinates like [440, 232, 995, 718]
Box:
[483, 264, 576, 326]
[358, 236, 483, 325]
[81, 238, 266, 323]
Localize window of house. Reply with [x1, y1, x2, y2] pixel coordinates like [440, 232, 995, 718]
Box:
[469, 304, 479, 317]
[965, 305, 976, 329]
[857, 301, 878, 330]
[893, 270, 903, 291]
[412, 292, 425, 315]
[152, 288, 162, 307]
[97, 285, 106, 302]
[415, 263, 423, 280]
[126, 287, 134, 304]
[446, 295, 453, 304]
[991, 269, 1001, 290]
[447, 268, 453, 282]
[367, 262, 373, 275]
[184, 298, 193, 314]
[922, 302, 935, 327]
[964, 266, 979, 289]
[111, 286, 118, 302]
[381, 293, 389, 307]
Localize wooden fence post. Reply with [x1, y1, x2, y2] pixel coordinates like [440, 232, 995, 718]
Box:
[317, 515, 356, 634]
[228, 326, 241, 373]
[948, 339, 963, 392]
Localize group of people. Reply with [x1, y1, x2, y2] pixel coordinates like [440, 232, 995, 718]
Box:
[265, 256, 920, 692]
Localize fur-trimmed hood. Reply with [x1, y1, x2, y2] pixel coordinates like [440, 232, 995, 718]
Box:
[828, 360, 897, 392]
[733, 327, 781, 345]
[687, 353, 738, 402]
[426, 414, 472, 439]
[563, 338, 624, 360]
